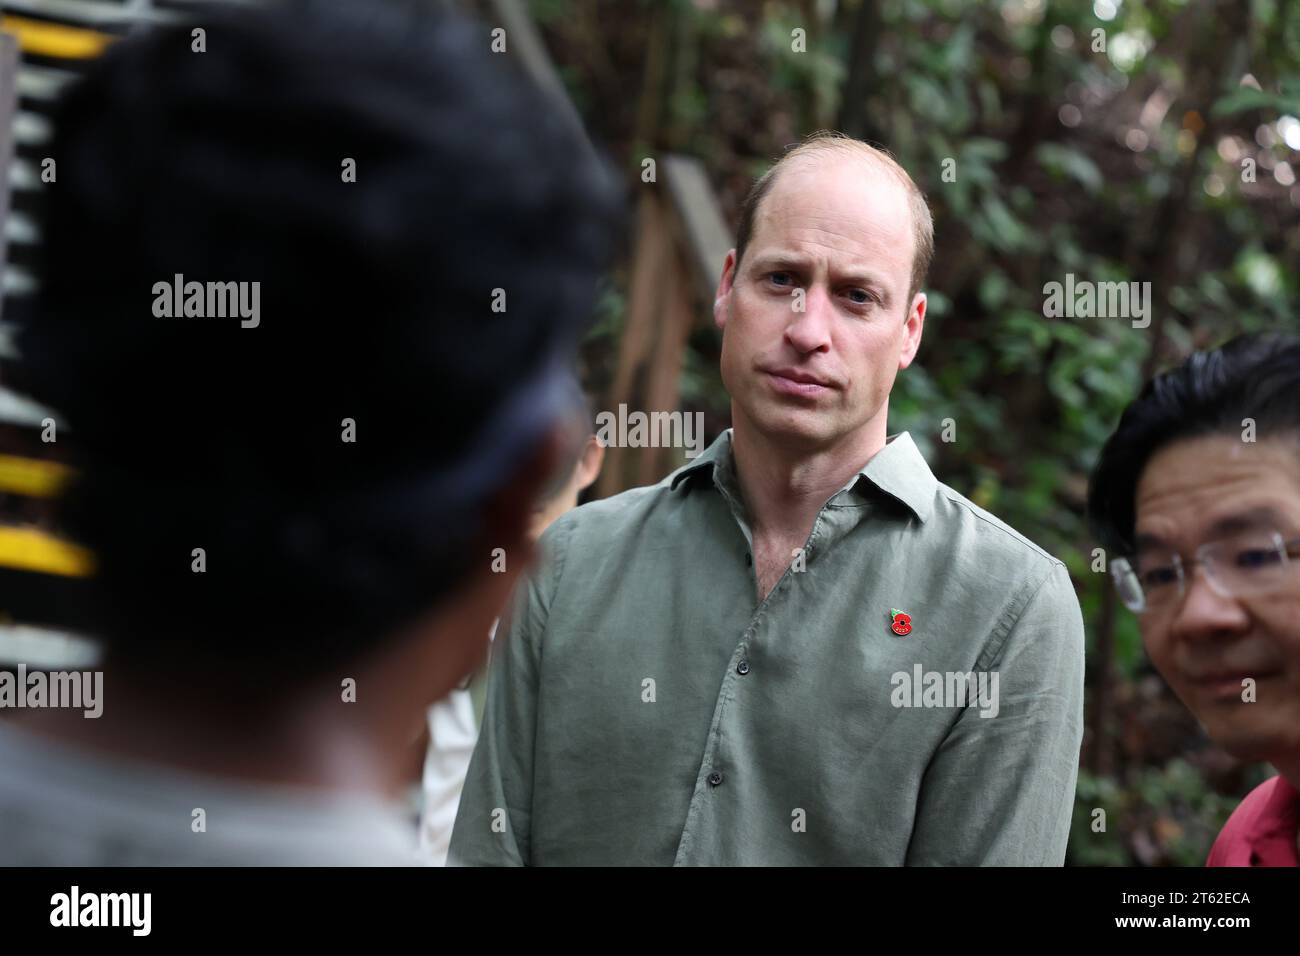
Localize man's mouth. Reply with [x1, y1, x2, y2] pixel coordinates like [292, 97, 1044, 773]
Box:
[764, 367, 834, 397]
[1185, 667, 1282, 701]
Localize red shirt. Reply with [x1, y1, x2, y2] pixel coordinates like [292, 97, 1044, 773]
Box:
[1206, 775, 1300, 867]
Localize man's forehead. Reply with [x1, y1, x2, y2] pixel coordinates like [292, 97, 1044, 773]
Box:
[1139, 433, 1300, 490]
[753, 153, 914, 255]
[765, 152, 911, 213]
[1135, 435, 1300, 545]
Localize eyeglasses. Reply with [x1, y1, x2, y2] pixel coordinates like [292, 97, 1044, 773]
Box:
[1111, 530, 1300, 614]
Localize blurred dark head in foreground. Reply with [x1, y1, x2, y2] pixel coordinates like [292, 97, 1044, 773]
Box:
[1088, 333, 1300, 782]
[6, 0, 621, 701]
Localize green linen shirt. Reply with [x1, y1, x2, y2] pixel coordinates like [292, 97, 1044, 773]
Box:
[449, 428, 1085, 865]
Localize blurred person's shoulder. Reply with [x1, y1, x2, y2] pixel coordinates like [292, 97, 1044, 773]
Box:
[0, 723, 420, 866]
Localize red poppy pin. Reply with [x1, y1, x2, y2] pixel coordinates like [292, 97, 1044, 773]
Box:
[890, 608, 912, 636]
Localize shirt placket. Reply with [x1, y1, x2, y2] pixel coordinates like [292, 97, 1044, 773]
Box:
[671, 483, 844, 865]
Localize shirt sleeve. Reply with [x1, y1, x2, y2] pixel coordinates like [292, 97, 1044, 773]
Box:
[446, 519, 570, 866]
[904, 560, 1085, 866]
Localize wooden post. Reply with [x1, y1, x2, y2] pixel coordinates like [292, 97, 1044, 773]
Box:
[596, 191, 673, 499]
[636, 242, 696, 486]
[596, 155, 734, 498]
[661, 154, 731, 304]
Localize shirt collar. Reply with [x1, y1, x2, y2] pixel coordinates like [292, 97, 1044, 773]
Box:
[670, 428, 937, 523]
[668, 429, 732, 492]
[1245, 776, 1300, 866]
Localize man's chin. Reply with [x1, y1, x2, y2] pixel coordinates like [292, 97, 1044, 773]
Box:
[1202, 710, 1294, 765]
[743, 403, 839, 447]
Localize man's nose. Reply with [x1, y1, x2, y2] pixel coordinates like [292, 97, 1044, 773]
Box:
[784, 284, 833, 354]
[1168, 563, 1250, 643]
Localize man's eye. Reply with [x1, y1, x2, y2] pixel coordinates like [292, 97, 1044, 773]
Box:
[1139, 566, 1179, 589]
[1234, 548, 1282, 570]
[846, 288, 873, 305]
[768, 272, 793, 287]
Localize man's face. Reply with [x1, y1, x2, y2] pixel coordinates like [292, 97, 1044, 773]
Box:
[1134, 434, 1300, 764]
[713, 154, 925, 451]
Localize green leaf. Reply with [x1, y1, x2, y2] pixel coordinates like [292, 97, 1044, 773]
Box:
[1034, 143, 1104, 195]
[1210, 87, 1300, 118]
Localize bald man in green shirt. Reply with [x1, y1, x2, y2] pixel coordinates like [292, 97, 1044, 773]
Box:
[450, 132, 1085, 866]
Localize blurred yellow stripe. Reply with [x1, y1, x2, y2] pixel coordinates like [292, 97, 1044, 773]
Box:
[0, 454, 73, 498]
[1, 15, 115, 59]
[0, 526, 95, 577]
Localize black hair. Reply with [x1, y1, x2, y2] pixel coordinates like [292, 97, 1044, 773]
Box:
[1087, 333, 1300, 556]
[3, 0, 623, 674]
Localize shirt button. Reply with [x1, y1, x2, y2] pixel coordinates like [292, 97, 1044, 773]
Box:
[708, 771, 723, 787]
[736, 659, 750, 675]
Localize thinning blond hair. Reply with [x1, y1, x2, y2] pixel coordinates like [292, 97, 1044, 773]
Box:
[733, 131, 934, 306]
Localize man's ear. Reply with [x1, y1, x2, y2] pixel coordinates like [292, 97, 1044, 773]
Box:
[713, 249, 738, 331]
[574, 435, 605, 493]
[898, 292, 927, 370]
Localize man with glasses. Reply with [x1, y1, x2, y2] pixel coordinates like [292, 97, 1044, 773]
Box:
[1088, 332, 1300, 866]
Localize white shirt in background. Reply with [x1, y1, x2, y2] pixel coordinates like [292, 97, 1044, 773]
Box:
[418, 620, 495, 865]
